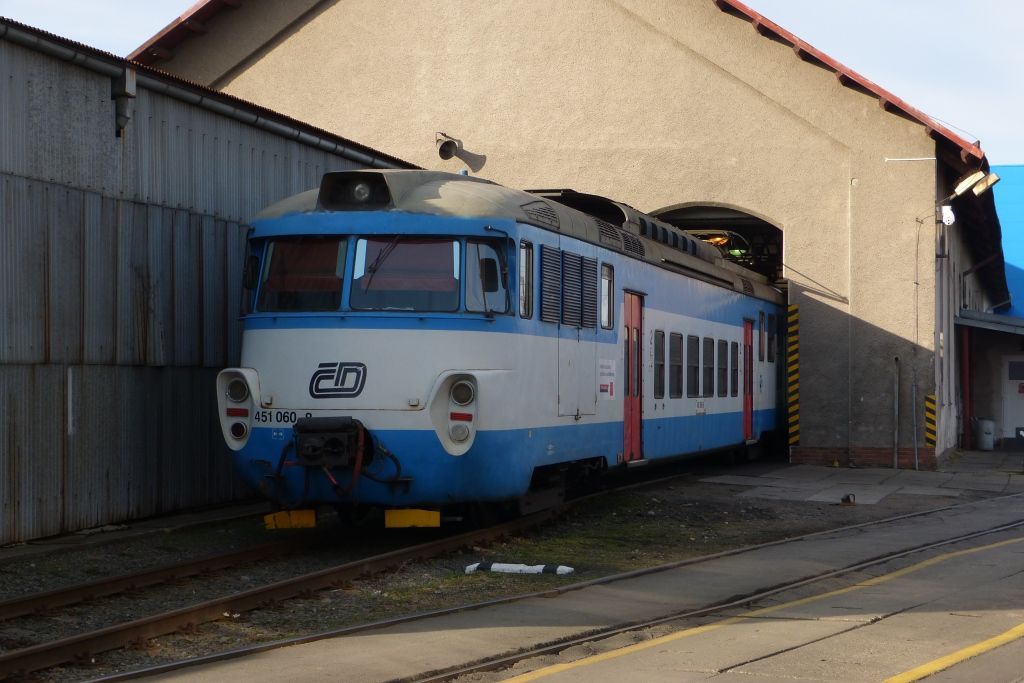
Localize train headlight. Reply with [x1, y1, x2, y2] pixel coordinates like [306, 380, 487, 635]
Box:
[226, 378, 249, 403]
[351, 181, 372, 203]
[450, 380, 475, 406]
[229, 422, 248, 440]
[449, 423, 471, 442]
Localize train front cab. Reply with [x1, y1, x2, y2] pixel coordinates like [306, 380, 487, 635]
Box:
[214, 171, 781, 528]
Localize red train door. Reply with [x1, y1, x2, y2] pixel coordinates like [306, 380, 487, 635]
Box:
[623, 293, 643, 462]
[743, 319, 754, 441]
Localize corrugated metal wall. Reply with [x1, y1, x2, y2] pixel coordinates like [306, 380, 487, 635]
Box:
[0, 33, 399, 543]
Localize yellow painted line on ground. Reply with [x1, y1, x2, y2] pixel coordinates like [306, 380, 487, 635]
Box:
[504, 535, 1024, 682]
[883, 622, 1024, 683]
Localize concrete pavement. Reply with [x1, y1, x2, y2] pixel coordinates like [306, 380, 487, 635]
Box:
[146, 457, 1024, 683]
[700, 451, 1024, 505]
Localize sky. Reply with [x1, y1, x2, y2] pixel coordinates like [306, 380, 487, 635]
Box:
[0, 0, 1022, 164]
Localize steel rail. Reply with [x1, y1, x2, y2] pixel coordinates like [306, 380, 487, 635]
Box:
[417, 517, 1024, 682]
[0, 540, 307, 621]
[0, 507, 563, 679]
[92, 493, 1024, 683]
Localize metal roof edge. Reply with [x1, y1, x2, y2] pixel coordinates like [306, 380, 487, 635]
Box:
[129, 0, 988, 166]
[0, 15, 416, 171]
[713, 0, 985, 164]
[128, 0, 224, 63]
[956, 309, 1024, 336]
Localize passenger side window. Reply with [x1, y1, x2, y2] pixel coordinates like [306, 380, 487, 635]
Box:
[519, 241, 533, 319]
[654, 330, 665, 399]
[730, 342, 739, 397]
[717, 339, 727, 397]
[686, 335, 700, 398]
[702, 337, 714, 397]
[759, 311, 765, 362]
[600, 264, 614, 329]
[669, 333, 683, 398]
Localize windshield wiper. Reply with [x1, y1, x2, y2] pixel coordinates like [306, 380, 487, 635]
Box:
[362, 236, 401, 291]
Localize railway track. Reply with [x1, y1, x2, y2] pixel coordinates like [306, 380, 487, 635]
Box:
[0, 507, 564, 680]
[90, 495, 1024, 683]
[0, 463, 699, 680]
[2, 468, 1003, 681]
[423, 517, 1024, 682]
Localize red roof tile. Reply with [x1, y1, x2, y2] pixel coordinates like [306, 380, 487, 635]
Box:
[714, 0, 984, 162]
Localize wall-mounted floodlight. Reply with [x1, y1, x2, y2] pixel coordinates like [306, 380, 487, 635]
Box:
[952, 170, 986, 197]
[944, 170, 1001, 202]
[934, 170, 1001, 226]
[971, 172, 1000, 196]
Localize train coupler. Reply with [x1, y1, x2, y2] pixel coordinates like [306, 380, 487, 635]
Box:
[293, 416, 369, 468]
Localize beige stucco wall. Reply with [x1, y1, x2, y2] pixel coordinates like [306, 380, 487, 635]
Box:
[158, 0, 947, 457]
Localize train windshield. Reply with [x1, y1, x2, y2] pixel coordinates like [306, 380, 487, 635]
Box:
[256, 237, 346, 312]
[351, 238, 461, 311]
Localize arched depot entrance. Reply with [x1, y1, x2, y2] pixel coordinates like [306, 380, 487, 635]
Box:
[652, 206, 784, 290]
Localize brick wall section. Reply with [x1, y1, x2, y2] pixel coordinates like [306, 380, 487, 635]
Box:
[791, 447, 937, 470]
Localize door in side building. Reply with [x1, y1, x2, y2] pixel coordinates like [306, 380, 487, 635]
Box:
[1000, 356, 1024, 439]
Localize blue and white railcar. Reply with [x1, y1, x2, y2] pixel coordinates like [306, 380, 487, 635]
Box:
[216, 170, 783, 525]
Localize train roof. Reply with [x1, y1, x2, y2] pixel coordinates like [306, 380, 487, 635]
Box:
[256, 170, 783, 305]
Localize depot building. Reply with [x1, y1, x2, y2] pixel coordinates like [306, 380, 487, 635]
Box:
[132, 0, 1010, 467]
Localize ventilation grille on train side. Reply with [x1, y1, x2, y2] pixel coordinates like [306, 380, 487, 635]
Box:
[540, 244, 561, 323]
[596, 219, 623, 248]
[561, 252, 583, 327]
[521, 201, 560, 229]
[622, 233, 646, 258]
[741, 278, 755, 295]
[581, 256, 598, 328]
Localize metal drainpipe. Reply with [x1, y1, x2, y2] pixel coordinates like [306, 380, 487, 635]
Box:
[893, 356, 900, 468]
[960, 326, 973, 448]
[0, 22, 402, 169]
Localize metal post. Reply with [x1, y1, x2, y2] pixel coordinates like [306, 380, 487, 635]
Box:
[912, 375, 919, 470]
[893, 357, 900, 469]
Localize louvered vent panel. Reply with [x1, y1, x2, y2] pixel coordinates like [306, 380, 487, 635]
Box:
[581, 256, 598, 328]
[741, 278, 754, 295]
[521, 201, 560, 228]
[596, 219, 622, 248]
[622, 233, 645, 258]
[561, 251, 583, 327]
[540, 245, 561, 323]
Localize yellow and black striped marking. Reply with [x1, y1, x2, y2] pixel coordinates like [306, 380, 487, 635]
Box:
[924, 393, 936, 447]
[787, 304, 799, 446]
